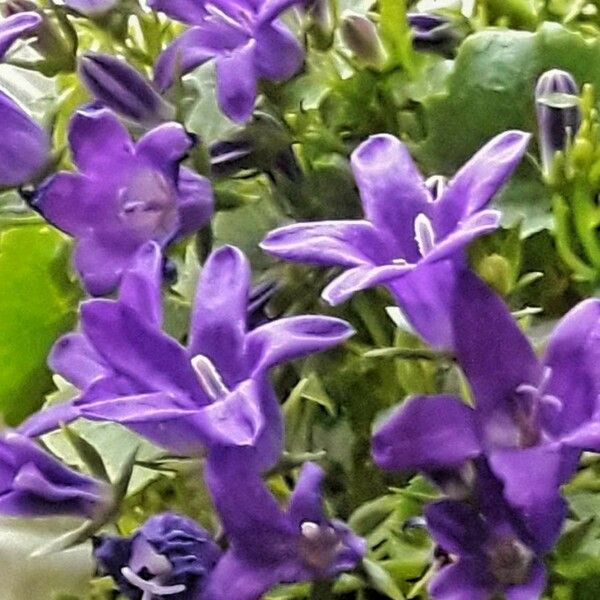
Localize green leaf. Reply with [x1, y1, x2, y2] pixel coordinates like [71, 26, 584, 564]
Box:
[415, 24, 600, 234]
[0, 224, 80, 424]
[362, 558, 405, 600]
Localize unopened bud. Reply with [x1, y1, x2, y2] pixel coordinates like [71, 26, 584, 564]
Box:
[79, 52, 174, 125]
[341, 13, 387, 69]
[407, 12, 462, 55]
[535, 69, 581, 177]
[307, 0, 335, 50]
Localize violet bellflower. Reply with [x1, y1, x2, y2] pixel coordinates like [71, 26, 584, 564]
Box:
[202, 451, 365, 600]
[20, 242, 354, 472]
[0, 13, 50, 188]
[32, 105, 213, 295]
[94, 512, 221, 600]
[0, 430, 110, 519]
[372, 269, 600, 551]
[426, 490, 546, 600]
[150, 0, 306, 123]
[261, 130, 530, 348]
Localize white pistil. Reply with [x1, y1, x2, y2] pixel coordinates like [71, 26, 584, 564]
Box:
[425, 174, 447, 201]
[121, 567, 186, 599]
[414, 213, 436, 256]
[191, 354, 230, 401]
[516, 366, 563, 412]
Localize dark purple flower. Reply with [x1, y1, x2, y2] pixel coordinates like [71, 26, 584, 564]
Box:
[426, 497, 546, 600]
[0, 11, 40, 59]
[261, 131, 530, 347]
[21, 242, 354, 471]
[79, 53, 175, 126]
[0, 431, 109, 519]
[535, 69, 581, 176]
[151, 0, 306, 122]
[94, 512, 221, 599]
[203, 452, 365, 599]
[32, 105, 213, 295]
[373, 270, 600, 550]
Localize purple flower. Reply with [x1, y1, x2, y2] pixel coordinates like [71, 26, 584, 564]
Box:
[203, 452, 365, 599]
[79, 53, 175, 126]
[94, 512, 221, 599]
[32, 105, 213, 295]
[151, 0, 306, 122]
[373, 270, 600, 550]
[0, 431, 109, 519]
[63, 0, 117, 15]
[0, 11, 40, 59]
[426, 497, 546, 600]
[261, 131, 530, 347]
[21, 242, 354, 471]
[535, 69, 581, 176]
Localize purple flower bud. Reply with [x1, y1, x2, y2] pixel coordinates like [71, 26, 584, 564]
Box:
[340, 13, 387, 68]
[94, 513, 221, 600]
[407, 12, 462, 55]
[535, 69, 581, 175]
[79, 53, 174, 126]
[0, 90, 49, 187]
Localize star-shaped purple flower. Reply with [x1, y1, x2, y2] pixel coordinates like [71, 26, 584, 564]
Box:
[151, 0, 306, 122]
[203, 450, 365, 599]
[262, 131, 530, 347]
[32, 105, 213, 295]
[21, 242, 354, 471]
[0, 431, 110, 519]
[373, 270, 600, 551]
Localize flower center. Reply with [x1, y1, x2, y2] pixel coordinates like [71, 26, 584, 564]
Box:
[413, 213, 436, 256]
[121, 538, 185, 600]
[512, 367, 562, 448]
[191, 354, 229, 401]
[118, 169, 178, 241]
[486, 535, 534, 586]
[298, 520, 344, 572]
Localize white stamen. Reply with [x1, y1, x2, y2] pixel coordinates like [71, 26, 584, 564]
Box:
[425, 175, 447, 201]
[191, 355, 230, 401]
[414, 213, 436, 256]
[121, 567, 186, 598]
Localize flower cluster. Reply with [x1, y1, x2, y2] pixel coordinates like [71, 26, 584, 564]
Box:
[2, 1, 600, 599]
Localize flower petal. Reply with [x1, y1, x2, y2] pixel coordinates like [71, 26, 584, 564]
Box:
[451, 270, 540, 422]
[81, 300, 206, 404]
[188, 245, 250, 387]
[254, 21, 303, 80]
[372, 395, 481, 472]
[287, 462, 325, 525]
[68, 105, 134, 174]
[147, 0, 207, 24]
[433, 131, 531, 238]
[489, 446, 567, 552]
[153, 26, 244, 92]
[0, 12, 41, 61]
[246, 315, 354, 373]
[0, 91, 49, 187]
[350, 134, 431, 261]
[428, 559, 492, 600]
[261, 220, 392, 267]
[136, 122, 194, 178]
[543, 298, 600, 435]
[117, 241, 164, 326]
[215, 41, 257, 122]
[505, 560, 546, 600]
[175, 167, 214, 238]
[322, 263, 413, 306]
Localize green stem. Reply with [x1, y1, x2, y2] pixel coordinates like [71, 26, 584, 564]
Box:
[571, 180, 600, 271]
[552, 194, 596, 281]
